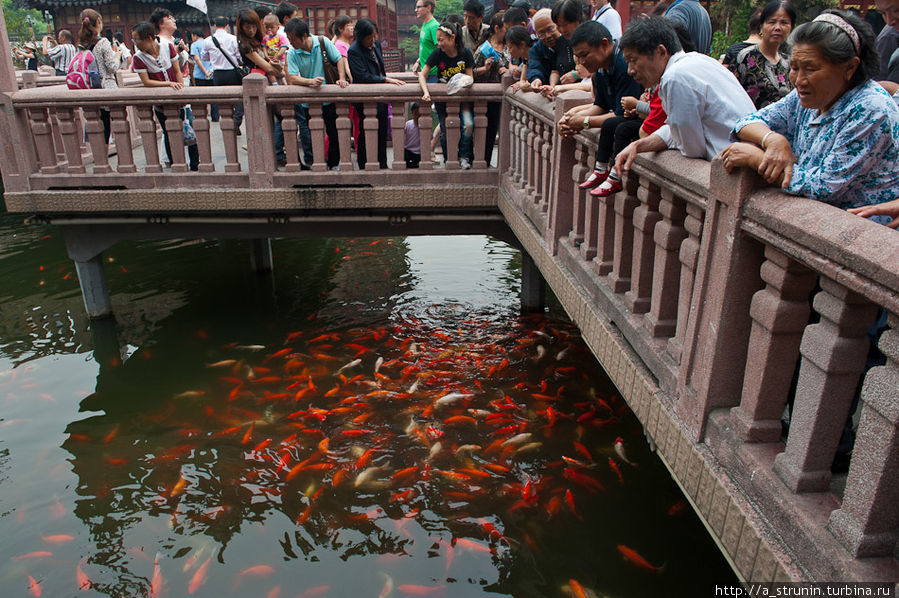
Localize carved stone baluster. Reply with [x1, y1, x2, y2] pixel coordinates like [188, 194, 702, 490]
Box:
[336, 103, 353, 172]
[417, 104, 433, 171]
[730, 247, 817, 442]
[472, 100, 488, 169]
[108, 106, 135, 174]
[391, 100, 405, 169]
[444, 100, 461, 170]
[518, 109, 530, 191]
[645, 188, 689, 337]
[592, 189, 616, 276]
[510, 107, 522, 182]
[136, 106, 162, 173]
[191, 104, 213, 172]
[308, 103, 327, 172]
[29, 108, 61, 174]
[667, 202, 704, 361]
[218, 104, 241, 173]
[773, 278, 878, 492]
[606, 170, 640, 293]
[525, 113, 537, 196]
[624, 175, 662, 313]
[569, 139, 589, 249]
[527, 118, 541, 202]
[82, 107, 109, 174]
[56, 107, 85, 174]
[50, 109, 66, 166]
[539, 118, 552, 213]
[162, 105, 187, 173]
[279, 104, 301, 172]
[828, 315, 899, 557]
[362, 101, 379, 170]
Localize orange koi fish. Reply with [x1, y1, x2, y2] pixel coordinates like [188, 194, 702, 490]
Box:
[572, 441, 593, 462]
[397, 584, 445, 595]
[13, 551, 52, 561]
[568, 579, 589, 598]
[608, 458, 624, 484]
[241, 422, 255, 445]
[239, 565, 275, 577]
[668, 499, 688, 516]
[617, 544, 663, 572]
[26, 574, 41, 597]
[150, 552, 163, 598]
[390, 466, 419, 482]
[76, 559, 92, 590]
[355, 448, 376, 469]
[298, 586, 331, 598]
[563, 468, 606, 493]
[565, 489, 583, 520]
[188, 556, 212, 594]
[41, 534, 74, 544]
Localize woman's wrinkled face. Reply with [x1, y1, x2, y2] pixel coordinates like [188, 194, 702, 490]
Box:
[761, 8, 792, 47]
[789, 43, 858, 113]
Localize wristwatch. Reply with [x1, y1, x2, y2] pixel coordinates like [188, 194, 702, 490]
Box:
[582, 116, 590, 130]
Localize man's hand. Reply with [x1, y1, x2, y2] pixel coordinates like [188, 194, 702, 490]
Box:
[559, 70, 576, 85]
[615, 141, 639, 174]
[310, 76, 324, 87]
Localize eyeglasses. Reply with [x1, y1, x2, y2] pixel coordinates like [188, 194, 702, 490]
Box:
[415, 4, 426, 8]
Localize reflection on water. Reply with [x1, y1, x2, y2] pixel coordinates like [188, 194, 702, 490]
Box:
[0, 209, 736, 596]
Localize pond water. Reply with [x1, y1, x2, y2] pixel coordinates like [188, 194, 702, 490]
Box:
[0, 205, 736, 597]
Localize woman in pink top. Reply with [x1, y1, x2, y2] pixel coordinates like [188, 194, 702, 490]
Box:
[331, 15, 360, 147]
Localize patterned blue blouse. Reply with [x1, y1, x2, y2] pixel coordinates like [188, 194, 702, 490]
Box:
[733, 79, 899, 210]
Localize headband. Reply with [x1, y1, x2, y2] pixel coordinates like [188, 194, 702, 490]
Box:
[437, 25, 455, 36]
[813, 13, 860, 56]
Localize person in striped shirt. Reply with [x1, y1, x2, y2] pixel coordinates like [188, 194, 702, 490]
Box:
[43, 29, 76, 76]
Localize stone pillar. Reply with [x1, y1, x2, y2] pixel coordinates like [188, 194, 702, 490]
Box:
[242, 74, 274, 185]
[571, 140, 590, 251]
[520, 251, 545, 313]
[192, 103, 214, 173]
[90, 316, 123, 371]
[547, 92, 587, 255]
[136, 105, 162, 173]
[472, 99, 488, 169]
[624, 175, 662, 314]
[497, 73, 513, 176]
[109, 106, 135, 174]
[82, 107, 110, 174]
[74, 254, 113, 319]
[667, 202, 704, 362]
[606, 171, 640, 294]
[250, 238, 274, 273]
[731, 247, 816, 442]
[337, 103, 355, 172]
[645, 188, 688, 337]
[773, 278, 877, 492]
[828, 315, 899, 557]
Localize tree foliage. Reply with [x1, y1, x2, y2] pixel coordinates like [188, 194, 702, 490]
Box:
[2, 0, 48, 42]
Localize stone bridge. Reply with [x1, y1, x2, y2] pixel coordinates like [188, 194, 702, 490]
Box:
[1, 10, 898, 589]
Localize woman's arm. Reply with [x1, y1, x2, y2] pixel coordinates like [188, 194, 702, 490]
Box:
[734, 121, 793, 187]
[418, 69, 430, 102]
[137, 71, 183, 89]
[245, 47, 279, 75]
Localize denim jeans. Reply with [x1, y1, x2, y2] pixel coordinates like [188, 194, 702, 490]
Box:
[435, 101, 473, 163]
[273, 113, 285, 163]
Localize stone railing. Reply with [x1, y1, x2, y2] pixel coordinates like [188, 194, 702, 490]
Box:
[499, 85, 899, 583]
[1, 73, 503, 196]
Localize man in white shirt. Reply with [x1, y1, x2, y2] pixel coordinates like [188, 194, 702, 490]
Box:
[201, 16, 244, 133]
[591, 0, 621, 44]
[43, 29, 75, 76]
[615, 16, 754, 173]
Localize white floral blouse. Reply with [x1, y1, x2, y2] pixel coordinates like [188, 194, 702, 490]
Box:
[734, 80, 899, 211]
[92, 37, 119, 89]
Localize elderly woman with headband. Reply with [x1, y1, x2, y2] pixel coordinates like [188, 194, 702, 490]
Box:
[722, 9, 899, 220]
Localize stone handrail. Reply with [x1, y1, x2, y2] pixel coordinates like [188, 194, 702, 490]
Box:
[1, 74, 504, 195]
[499, 83, 899, 582]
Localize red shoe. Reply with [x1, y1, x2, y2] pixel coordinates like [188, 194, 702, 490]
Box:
[590, 179, 623, 197]
[578, 170, 609, 189]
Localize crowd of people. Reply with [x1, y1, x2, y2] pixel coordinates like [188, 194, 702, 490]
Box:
[10, 0, 899, 223]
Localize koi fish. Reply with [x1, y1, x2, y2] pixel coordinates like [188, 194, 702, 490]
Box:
[12, 551, 52, 561]
[235, 345, 266, 351]
[297, 585, 331, 597]
[188, 556, 212, 594]
[374, 356, 384, 373]
[355, 466, 385, 487]
[567, 579, 588, 598]
[608, 458, 624, 484]
[378, 573, 395, 598]
[501, 432, 532, 447]
[239, 564, 275, 577]
[565, 489, 582, 520]
[174, 390, 205, 399]
[337, 359, 362, 374]
[150, 552, 163, 598]
[206, 360, 237, 368]
[41, 534, 74, 544]
[397, 584, 445, 595]
[668, 499, 688, 516]
[614, 437, 637, 466]
[26, 574, 41, 597]
[434, 392, 474, 407]
[76, 559, 92, 590]
[617, 544, 663, 572]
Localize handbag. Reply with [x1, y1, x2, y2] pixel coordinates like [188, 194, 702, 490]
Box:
[211, 34, 250, 80]
[319, 37, 339, 84]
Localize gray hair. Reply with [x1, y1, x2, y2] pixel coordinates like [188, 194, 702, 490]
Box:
[789, 9, 877, 88]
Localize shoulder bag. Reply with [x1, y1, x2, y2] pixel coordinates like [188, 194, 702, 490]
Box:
[319, 37, 339, 84]
[211, 34, 249, 80]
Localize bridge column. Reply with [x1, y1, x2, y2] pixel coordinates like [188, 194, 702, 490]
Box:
[828, 315, 899, 557]
[520, 251, 545, 313]
[74, 254, 113, 319]
[250, 238, 274, 273]
[772, 278, 877, 492]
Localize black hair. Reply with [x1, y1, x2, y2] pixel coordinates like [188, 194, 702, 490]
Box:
[569, 20, 612, 48]
[464, 0, 485, 17]
[619, 15, 681, 55]
[254, 5, 272, 20]
[409, 101, 420, 112]
[191, 28, 204, 38]
[760, 0, 796, 28]
[445, 13, 465, 28]
[505, 24, 534, 46]
[275, 2, 297, 24]
[552, 0, 586, 25]
[149, 8, 173, 33]
[284, 17, 309, 38]
[334, 15, 353, 37]
[487, 11, 505, 37]
[503, 7, 529, 25]
[748, 9, 763, 35]
[114, 31, 125, 43]
[355, 17, 378, 40]
[791, 9, 878, 88]
[438, 20, 465, 54]
[666, 18, 695, 52]
[214, 16, 230, 28]
[131, 21, 156, 41]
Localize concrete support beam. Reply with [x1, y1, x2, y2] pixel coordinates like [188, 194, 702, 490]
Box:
[250, 238, 274, 273]
[520, 250, 545, 313]
[74, 254, 113, 319]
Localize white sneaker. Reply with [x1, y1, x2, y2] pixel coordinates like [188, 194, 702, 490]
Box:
[329, 166, 340, 171]
[460, 157, 472, 170]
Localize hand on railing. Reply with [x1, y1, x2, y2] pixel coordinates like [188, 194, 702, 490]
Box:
[847, 198, 899, 229]
[720, 142, 763, 173]
[384, 77, 405, 86]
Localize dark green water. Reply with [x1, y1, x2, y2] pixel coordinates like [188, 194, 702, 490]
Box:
[0, 202, 736, 597]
